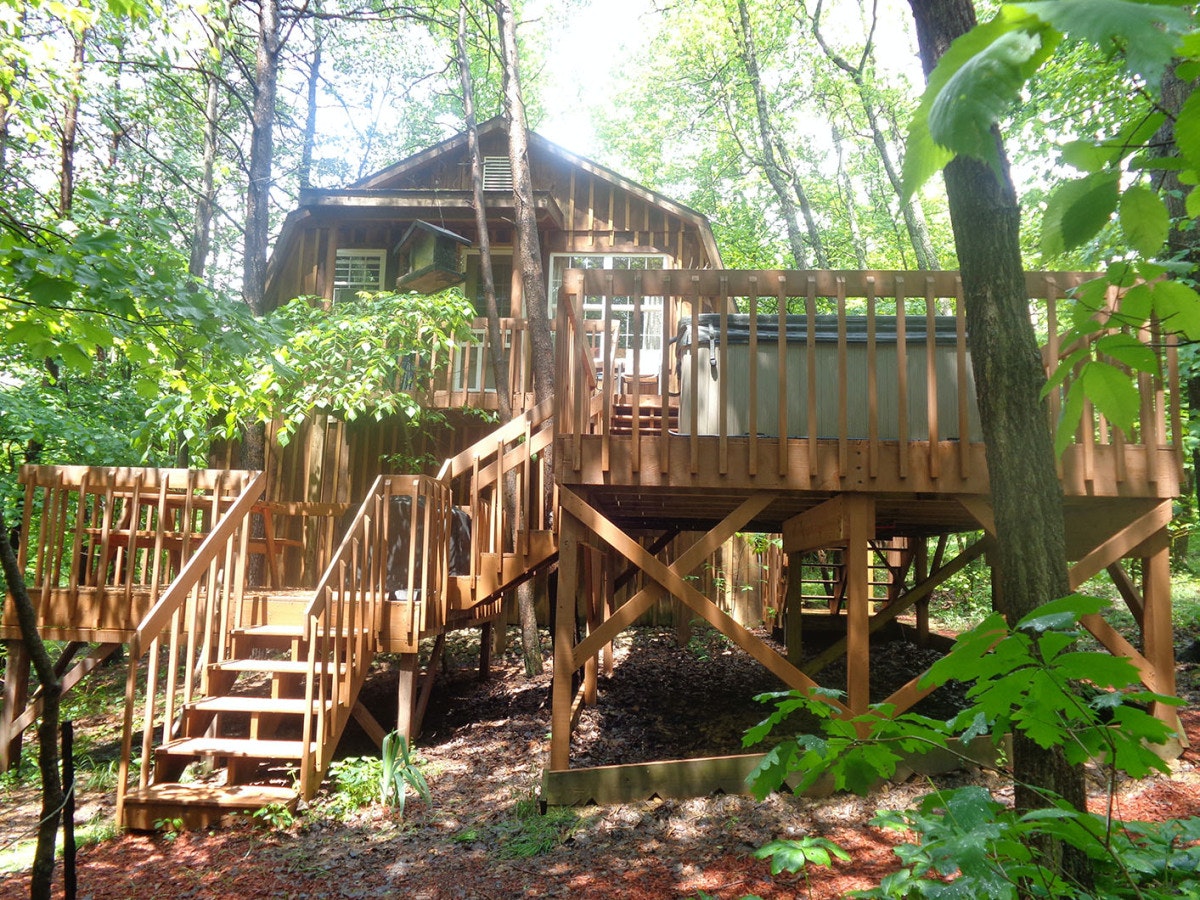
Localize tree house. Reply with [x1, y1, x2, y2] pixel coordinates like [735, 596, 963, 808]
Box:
[0, 267, 1185, 827]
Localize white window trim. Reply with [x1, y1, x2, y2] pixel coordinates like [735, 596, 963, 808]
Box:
[548, 253, 670, 351]
[333, 248, 387, 302]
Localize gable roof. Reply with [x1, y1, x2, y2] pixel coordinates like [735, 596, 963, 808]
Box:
[353, 117, 721, 266]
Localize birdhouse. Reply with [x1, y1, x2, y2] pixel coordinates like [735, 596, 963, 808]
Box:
[394, 221, 471, 293]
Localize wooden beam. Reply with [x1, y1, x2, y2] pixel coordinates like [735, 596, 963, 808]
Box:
[845, 497, 874, 716]
[541, 753, 768, 806]
[571, 493, 776, 667]
[1106, 562, 1143, 627]
[351, 702, 386, 750]
[1068, 500, 1172, 589]
[560, 491, 845, 712]
[785, 551, 804, 666]
[1142, 541, 1184, 742]
[957, 496, 996, 535]
[781, 495, 856, 553]
[551, 513, 583, 770]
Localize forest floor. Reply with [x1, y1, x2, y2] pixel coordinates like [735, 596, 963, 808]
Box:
[1, 622, 1199, 900]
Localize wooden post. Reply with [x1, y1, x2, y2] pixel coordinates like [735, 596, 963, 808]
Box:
[1142, 538, 1180, 735]
[550, 511, 581, 771]
[395, 652, 420, 741]
[479, 623, 493, 680]
[845, 497, 874, 717]
[0, 641, 30, 770]
[785, 551, 804, 666]
[914, 541, 930, 646]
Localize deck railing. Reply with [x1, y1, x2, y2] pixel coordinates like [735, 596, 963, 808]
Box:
[427, 316, 615, 416]
[555, 269, 1182, 491]
[437, 396, 556, 611]
[114, 469, 265, 821]
[6, 466, 257, 639]
[299, 473, 448, 793]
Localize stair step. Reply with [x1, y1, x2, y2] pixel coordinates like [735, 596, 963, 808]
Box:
[232, 624, 306, 639]
[122, 783, 298, 831]
[187, 696, 326, 715]
[212, 659, 347, 676]
[158, 736, 313, 760]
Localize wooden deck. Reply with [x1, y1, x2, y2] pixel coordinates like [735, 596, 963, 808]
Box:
[543, 268, 1182, 803]
[2, 267, 1186, 822]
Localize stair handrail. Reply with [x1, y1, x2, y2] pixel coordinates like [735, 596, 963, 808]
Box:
[297, 474, 450, 795]
[115, 469, 265, 823]
[436, 397, 554, 481]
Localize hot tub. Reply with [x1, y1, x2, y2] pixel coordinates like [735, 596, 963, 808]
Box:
[675, 313, 981, 441]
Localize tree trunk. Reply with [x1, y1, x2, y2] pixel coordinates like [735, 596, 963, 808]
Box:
[189, 51, 222, 280]
[733, 0, 813, 268]
[0, 513, 63, 900]
[58, 26, 87, 217]
[831, 123, 867, 269]
[809, 0, 940, 269]
[907, 0, 1091, 890]
[495, 0, 547, 675]
[298, 17, 322, 192]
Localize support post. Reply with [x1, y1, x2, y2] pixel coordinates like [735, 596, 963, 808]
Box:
[479, 623, 493, 679]
[1142, 538, 1181, 738]
[844, 497, 875, 717]
[395, 652, 420, 741]
[914, 540, 930, 646]
[550, 511, 582, 771]
[1, 641, 30, 770]
[785, 551, 804, 666]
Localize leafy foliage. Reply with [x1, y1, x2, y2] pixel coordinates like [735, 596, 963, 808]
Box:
[380, 730, 431, 816]
[147, 288, 475, 460]
[906, 0, 1200, 452]
[744, 596, 1191, 898]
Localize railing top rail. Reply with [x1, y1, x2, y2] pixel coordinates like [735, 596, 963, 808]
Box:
[437, 397, 555, 482]
[18, 464, 253, 493]
[128, 470, 265, 658]
[566, 268, 1097, 299]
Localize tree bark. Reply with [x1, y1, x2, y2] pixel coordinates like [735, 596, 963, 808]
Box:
[0, 512, 63, 900]
[831, 123, 868, 269]
[907, 0, 1090, 890]
[58, 26, 87, 217]
[495, 0, 547, 675]
[298, 17, 322, 192]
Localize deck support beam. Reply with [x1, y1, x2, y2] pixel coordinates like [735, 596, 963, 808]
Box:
[0, 640, 30, 771]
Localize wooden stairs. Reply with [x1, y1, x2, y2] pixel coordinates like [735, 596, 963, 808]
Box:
[117, 402, 560, 828]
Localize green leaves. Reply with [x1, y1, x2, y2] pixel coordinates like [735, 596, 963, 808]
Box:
[1118, 185, 1170, 257]
[754, 836, 850, 875]
[1040, 172, 1120, 257]
[1019, 0, 1194, 87]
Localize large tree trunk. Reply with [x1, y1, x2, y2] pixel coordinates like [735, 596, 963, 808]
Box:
[0, 514, 63, 900]
[298, 17, 322, 192]
[907, 0, 1091, 889]
[495, 0, 547, 675]
[189, 51, 222, 280]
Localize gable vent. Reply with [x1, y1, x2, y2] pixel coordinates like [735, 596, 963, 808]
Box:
[482, 156, 514, 192]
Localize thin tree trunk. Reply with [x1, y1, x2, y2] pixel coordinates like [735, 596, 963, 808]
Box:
[831, 123, 867, 269]
[58, 27, 87, 217]
[809, 0, 940, 269]
[908, 0, 1091, 890]
[189, 52, 222, 280]
[495, 0, 547, 675]
[298, 17, 322, 191]
[733, 0, 812, 267]
[0, 514, 62, 900]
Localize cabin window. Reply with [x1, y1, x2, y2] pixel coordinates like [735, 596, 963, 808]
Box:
[482, 157, 514, 192]
[549, 253, 668, 351]
[463, 251, 514, 317]
[333, 249, 386, 302]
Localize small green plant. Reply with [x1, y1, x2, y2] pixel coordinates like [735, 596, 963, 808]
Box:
[744, 595, 1195, 899]
[492, 790, 579, 858]
[251, 802, 296, 830]
[153, 817, 185, 841]
[326, 755, 382, 818]
[380, 731, 430, 815]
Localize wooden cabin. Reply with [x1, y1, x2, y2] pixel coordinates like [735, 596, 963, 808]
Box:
[0, 133, 1186, 828]
[244, 118, 723, 579]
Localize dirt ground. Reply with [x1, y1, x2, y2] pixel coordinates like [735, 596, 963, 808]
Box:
[2, 625, 1199, 900]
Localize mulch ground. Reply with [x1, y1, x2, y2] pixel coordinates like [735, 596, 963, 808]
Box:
[2, 625, 1199, 899]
